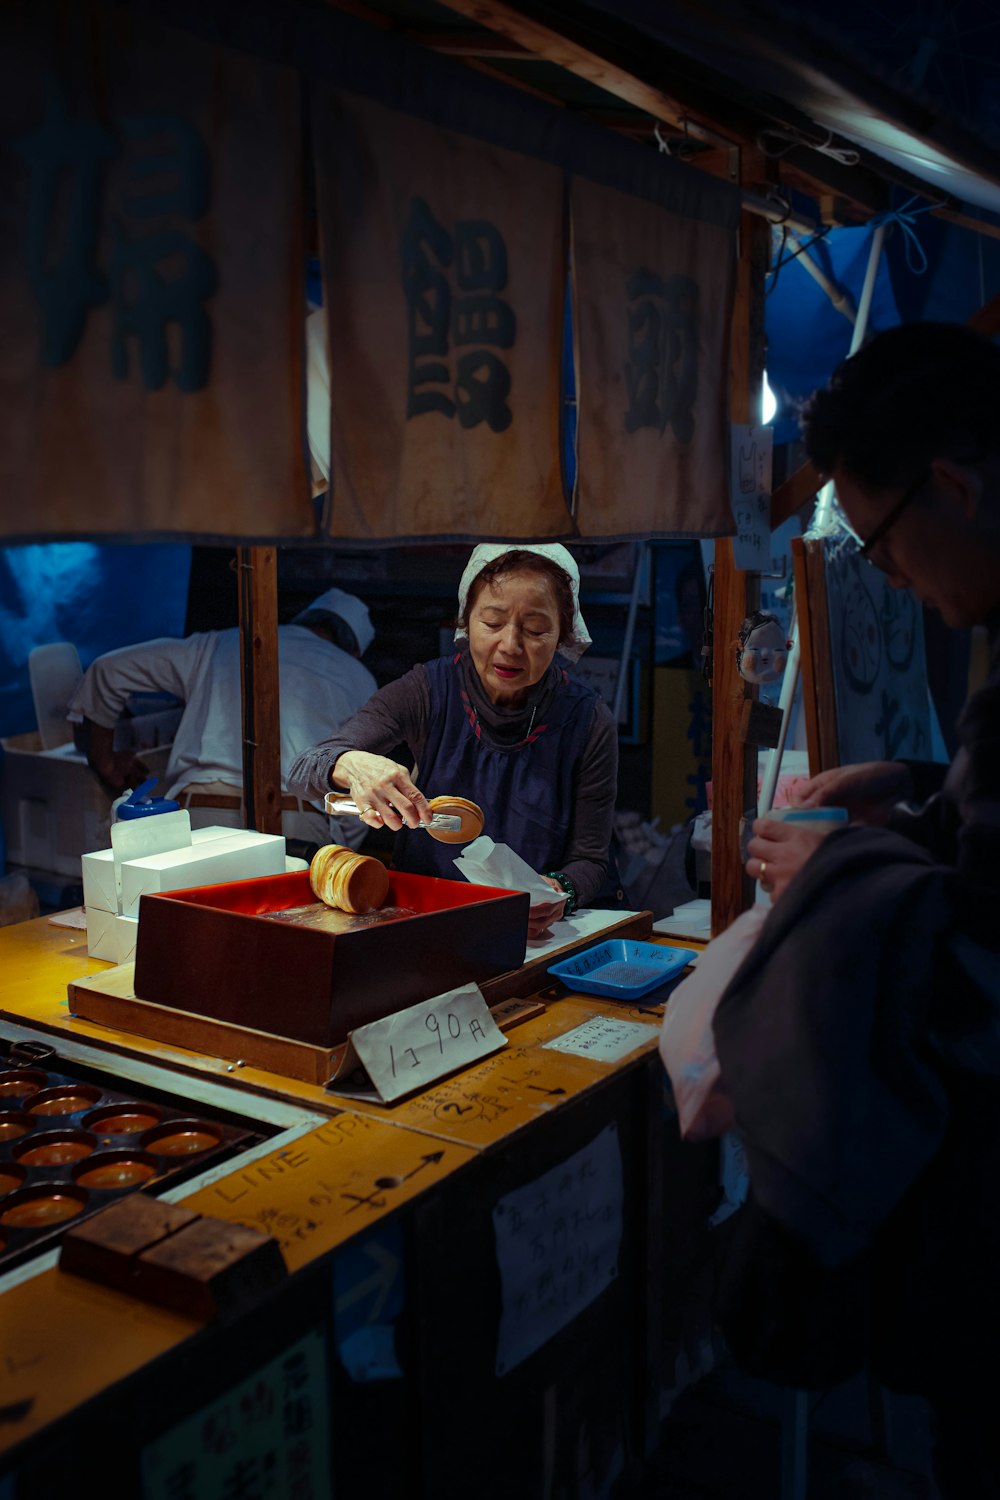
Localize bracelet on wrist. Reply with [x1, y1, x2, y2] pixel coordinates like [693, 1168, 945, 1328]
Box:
[545, 870, 578, 916]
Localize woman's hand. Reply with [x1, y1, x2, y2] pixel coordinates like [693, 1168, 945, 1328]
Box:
[527, 875, 569, 939]
[791, 760, 913, 825]
[745, 819, 828, 903]
[332, 751, 433, 831]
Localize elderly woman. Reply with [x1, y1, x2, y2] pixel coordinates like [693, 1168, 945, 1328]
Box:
[287, 543, 620, 934]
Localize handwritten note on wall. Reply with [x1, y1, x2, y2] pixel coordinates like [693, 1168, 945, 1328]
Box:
[493, 1123, 623, 1374]
[729, 423, 773, 570]
[141, 1330, 331, 1500]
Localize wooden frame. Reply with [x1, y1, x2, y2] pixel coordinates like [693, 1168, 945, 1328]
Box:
[790, 536, 839, 776]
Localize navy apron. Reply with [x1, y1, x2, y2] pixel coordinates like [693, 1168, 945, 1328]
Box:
[393, 654, 597, 883]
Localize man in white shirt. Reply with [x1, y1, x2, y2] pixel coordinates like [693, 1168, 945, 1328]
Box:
[70, 587, 377, 851]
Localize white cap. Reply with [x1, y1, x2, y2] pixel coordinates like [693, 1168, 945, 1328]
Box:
[294, 587, 375, 655]
[454, 543, 592, 663]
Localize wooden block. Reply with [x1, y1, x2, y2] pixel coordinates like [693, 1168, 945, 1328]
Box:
[134, 1217, 287, 1321]
[59, 1194, 199, 1284]
[489, 996, 546, 1031]
[68, 964, 342, 1084]
[739, 698, 783, 748]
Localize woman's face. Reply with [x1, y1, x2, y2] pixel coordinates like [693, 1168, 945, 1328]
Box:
[467, 569, 562, 706]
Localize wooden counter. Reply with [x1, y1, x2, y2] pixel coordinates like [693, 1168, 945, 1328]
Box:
[0, 914, 716, 1500]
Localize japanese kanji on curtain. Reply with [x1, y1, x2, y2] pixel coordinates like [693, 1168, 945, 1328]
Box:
[0, 1, 310, 541]
[311, 90, 571, 541]
[571, 177, 737, 538]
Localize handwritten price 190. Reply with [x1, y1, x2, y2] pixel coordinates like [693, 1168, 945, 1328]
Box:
[389, 1010, 491, 1076]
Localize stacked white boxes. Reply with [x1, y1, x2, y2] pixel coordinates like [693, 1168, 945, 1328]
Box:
[82, 817, 286, 964]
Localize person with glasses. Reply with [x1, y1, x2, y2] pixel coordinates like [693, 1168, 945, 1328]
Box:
[747, 321, 1000, 900]
[713, 323, 1000, 1500]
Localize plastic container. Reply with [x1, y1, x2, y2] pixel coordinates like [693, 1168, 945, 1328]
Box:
[548, 939, 698, 1000]
[114, 775, 180, 822]
[762, 806, 849, 826]
[754, 805, 850, 907]
[115, 796, 181, 821]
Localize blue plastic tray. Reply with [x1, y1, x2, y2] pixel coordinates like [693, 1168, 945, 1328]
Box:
[547, 939, 697, 1000]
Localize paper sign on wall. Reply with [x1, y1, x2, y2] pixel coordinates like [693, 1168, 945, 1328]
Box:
[729, 424, 774, 570]
[326, 983, 507, 1103]
[493, 1122, 623, 1374]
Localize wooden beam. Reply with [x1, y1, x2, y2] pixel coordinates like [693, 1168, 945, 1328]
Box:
[791, 537, 839, 774]
[406, 28, 531, 59]
[237, 547, 283, 837]
[462, 55, 567, 106]
[429, 0, 740, 145]
[771, 459, 821, 529]
[710, 210, 769, 936]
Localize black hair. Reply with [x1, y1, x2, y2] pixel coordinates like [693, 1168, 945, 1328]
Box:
[462, 550, 576, 646]
[801, 322, 1000, 492]
[296, 610, 359, 656]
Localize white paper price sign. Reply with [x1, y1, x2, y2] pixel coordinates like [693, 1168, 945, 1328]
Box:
[730, 423, 774, 571]
[327, 983, 507, 1103]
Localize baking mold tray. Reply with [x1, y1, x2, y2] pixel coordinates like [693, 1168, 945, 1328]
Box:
[0, 1050, 263, 1272]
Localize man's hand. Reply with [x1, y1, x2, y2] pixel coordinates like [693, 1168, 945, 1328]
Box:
[791, 760, 913, 825]
[744, 819, 829, 903]
[81, 720, 142, 798]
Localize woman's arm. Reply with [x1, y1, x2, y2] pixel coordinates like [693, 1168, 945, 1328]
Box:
[286, 665, 431, 799]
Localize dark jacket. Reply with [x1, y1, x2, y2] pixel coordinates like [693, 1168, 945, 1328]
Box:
[712, 825, 1000, 1400]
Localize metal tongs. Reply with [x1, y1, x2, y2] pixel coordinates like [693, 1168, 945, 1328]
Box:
[325, 795, 461, 831]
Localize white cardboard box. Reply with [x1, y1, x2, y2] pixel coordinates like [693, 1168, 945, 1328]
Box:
[120, 830, 286, 918]
[86, 908, 140, 964]
[81, 846, 120, 915]
[82, 824, 237, 915]
[1, 732, 172, 878]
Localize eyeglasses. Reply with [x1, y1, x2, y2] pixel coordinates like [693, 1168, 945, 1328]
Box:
[840, 468, 929, 571]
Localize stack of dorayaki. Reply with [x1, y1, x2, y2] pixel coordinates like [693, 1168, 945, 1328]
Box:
[309, 845, 390, 914]
[426, 795, 484, 844]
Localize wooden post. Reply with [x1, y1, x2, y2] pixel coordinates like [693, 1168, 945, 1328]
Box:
[236, 546, 283, 836]
[790, 536, 839, 776]
[710, 210, 769, 935]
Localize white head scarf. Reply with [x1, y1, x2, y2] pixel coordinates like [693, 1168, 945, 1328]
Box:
[453, 543, 592, 663]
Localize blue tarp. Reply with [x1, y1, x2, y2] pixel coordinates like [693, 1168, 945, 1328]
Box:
[766, 207, 1000, 440]
[0, 543, 191, 736]
[766, 221, 900, 441]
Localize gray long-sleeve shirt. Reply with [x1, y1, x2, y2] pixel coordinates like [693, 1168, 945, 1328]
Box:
[287, 650, 618, 905]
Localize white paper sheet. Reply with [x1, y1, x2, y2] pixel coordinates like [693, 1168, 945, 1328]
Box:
[543, 1016, 655, 1063]
[524, 907, 644, 964]
[493, 1123, 623, 1375]
[452, 835, 560, 907]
